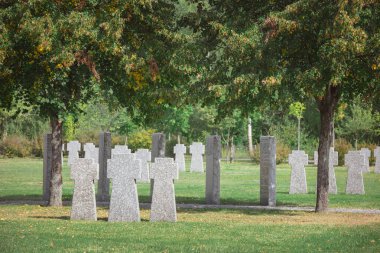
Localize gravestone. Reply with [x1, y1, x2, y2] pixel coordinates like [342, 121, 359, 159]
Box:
[328, 148, 339, 194]
[67, 140, 81, 167]
[289, 150, 308, 194]
[174, 144, 186, 172]
[97, 132, 111, 201]
[70, 158, 98, 220]
[112, 145, 131, 157]
[150, 133, 166, 201]
[150, 158, 178, 222]
[313, 151, 318, 165]
[260, 136, 276, 206]
[205, 136, 221, 205]
[43, 134, 52, 202]
[136, 149, 151, 183]
[84, 143, 99, 165]
[360, 148, 371, 173]
[375, 146, 380, 174]
[190, 142, 205, 173]
[108, 154, 142, 222]
[345, 151, 365, 194]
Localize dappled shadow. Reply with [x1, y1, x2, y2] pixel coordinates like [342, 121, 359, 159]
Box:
[31, 215, 70, 220]
[177, 208, 305, 216]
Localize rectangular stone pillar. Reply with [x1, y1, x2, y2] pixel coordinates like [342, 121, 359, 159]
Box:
[205, 135, 221, 205]
[260, 136, 276, 206]
[97, 132, 111, 201]
[43, 133, 52, 202]
[150, 133, 166, 201]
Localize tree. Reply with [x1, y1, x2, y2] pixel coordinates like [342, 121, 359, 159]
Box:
[0, 1, 188, 206]
[289, 102, 306, 150]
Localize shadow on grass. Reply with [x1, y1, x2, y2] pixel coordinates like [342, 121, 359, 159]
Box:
[0, 194, 73, 201]
[31, 215, 70, 220]
[178, 208, 303, 216]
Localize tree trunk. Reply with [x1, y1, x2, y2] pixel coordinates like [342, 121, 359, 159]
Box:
[297, 117, 301, 150]
[315, 86, 340, 212]
[49, 114, 63, 206]
[248, 118, 254, 156]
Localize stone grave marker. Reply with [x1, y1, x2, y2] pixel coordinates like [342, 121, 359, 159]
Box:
[112, 145, 131, 157]
[150, 158, 178, 222]
[70, 158, 98, 220]
[190, 142, 205, 173]
[108, 154, 142, 222]
[84, 143, 99, 165]
[345, 151, 365, 194]
[289, 150, 308, 194]
[136, 149, 151, 183]
[97, 132, 111, 201]
[150, 133, 166, 201]
[314, 151, 318, 165]
[174, 144, 186, 172]
[67, 140, 81, 167]
[329, 148, 339, 194]
[360, 148, 371, 173]
[205, 136, 221, 205]
[260, 136, 276, 206]
[375, 146, 380, 174]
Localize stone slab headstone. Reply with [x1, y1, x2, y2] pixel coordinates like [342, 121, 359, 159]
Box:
[108, 154, 141, 222]
[97, 132, 111, 201]
[150, 133, 166, 201]
[329, 148, 339, 194]
[260, 136, 276, 206]
[289, 150, 308, 194]
[43, 134, 52, 202]
[345, 151, 365, 194]
[112, 145, 131, 157]
[360, 148, 371, 173]
[150, 158, 178, 222]
[174, 144, 187, 172]
[136, 149, 151, 183]
[205, 136, 221, 205]
[313, 151, 318, 165]
[70, 158, 98, 220]
[84, 143, 99, 165]
[190, 142, 205, 173]
[67, 140, 81, 167]
[375, 146, 380, 174]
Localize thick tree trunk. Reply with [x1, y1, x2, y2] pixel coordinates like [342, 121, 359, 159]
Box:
[49, 114, 63, 206]
[315, 86, 340, 212]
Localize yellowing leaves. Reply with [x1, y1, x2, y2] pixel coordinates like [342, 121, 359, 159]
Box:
[129, 70, 147, 91]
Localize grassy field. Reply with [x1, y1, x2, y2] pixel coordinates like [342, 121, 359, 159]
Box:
[0, 158, 379, 208]
[0, 205, 380, 252]
[1, 158, 380, 252]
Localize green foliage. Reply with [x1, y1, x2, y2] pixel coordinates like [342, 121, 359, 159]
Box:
[289, 102, 305, 119]
[62, 114, 75, 142]
[127, 129, 155, 151]
[0, 135, 33, 157]
[165, 138, 178, 158]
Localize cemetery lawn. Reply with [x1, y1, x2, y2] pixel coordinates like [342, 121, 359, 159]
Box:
[0, 205, 380, 252]
[1, 158, 379, 209]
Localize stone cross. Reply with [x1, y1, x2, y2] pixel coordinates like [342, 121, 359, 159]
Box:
[150, 158, 178, 222]
[67, 140, 81, 167]
[97, 132, 111, 201]
[190, 142, 205, 173]
[374, 146, 380, 174]
[150, 133, 166, 201]
[205, 136, 221, 205]
[136, 149, 151, 183]
[288, 150, 308, 194]
[313, 151, 318, 165]
[112, 145, 131, 157]
[345, 151, 365, 194]
[84, 143, 99, 165]
[174, 144, 187, 172]
[260, 136, 276, 206]
[328, 148, 339, 194]
[107, 154, 142, 222]
[360, 148, 371, 173]
[70, 158, 99, 221]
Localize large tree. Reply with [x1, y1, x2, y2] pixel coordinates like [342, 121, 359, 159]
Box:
[0, 0, 187, 206]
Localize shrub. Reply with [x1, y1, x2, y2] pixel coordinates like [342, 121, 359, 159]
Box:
[335, 138, 353, 166]
[250, 140, 290, 164]
[0, 135, 33, 157]
[165, 138, 178, 158]
[128, 129, 155, 151]
[358, 143, 377, 166]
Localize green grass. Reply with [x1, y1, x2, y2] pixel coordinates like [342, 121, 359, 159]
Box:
[1, 158, 379, 208]
[0, 205, 380, 252]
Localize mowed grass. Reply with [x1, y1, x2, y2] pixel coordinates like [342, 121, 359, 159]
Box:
[0, 205, 380, 252]
[0, 158, 380, 208]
